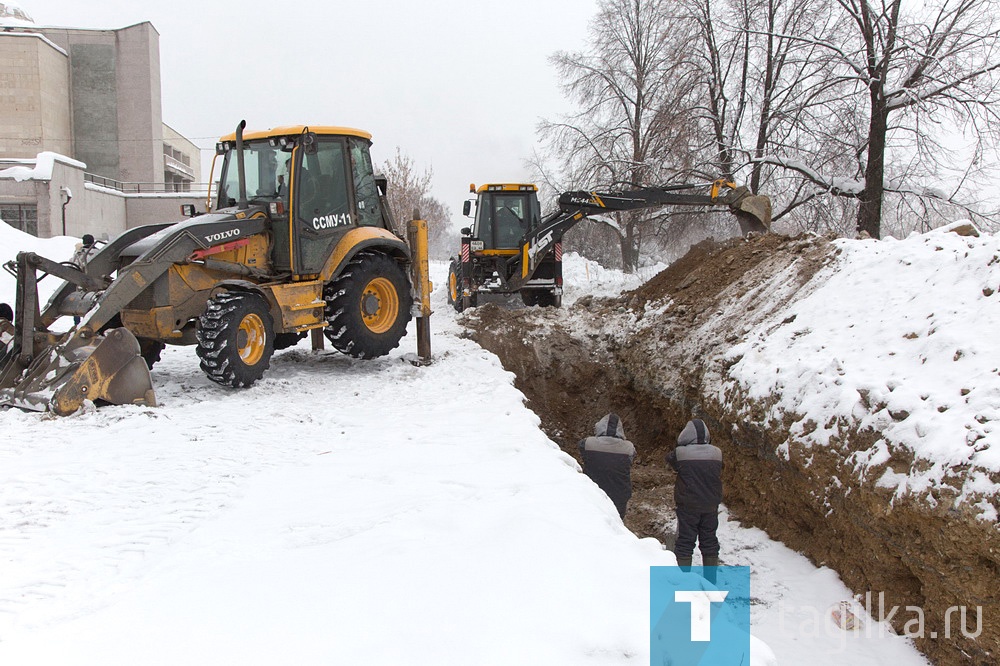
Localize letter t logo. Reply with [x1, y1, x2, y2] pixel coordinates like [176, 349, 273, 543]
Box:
[674, 590, 729, 641]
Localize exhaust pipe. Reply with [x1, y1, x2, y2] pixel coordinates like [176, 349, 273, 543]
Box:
[235, 119, 248, 211]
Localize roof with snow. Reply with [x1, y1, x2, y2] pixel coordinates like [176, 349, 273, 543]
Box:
[0, 1, 33, 25]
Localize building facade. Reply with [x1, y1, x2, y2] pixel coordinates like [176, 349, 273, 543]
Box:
[0, 4, 204, 238]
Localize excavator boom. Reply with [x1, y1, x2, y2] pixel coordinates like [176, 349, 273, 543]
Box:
[515, 181, 772, 284]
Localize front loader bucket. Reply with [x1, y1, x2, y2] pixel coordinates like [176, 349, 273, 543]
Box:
[0, 327, 156, 416]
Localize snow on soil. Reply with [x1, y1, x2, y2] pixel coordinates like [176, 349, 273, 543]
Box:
[0, 223, 929, 664]
[722, 223, 1000, 519]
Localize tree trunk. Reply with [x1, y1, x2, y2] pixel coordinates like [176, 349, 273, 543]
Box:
[857, 104, 889, 238]
[620, 215, 638, 273]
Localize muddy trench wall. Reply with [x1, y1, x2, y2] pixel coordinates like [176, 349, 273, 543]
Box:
[466, 239, 998, 666]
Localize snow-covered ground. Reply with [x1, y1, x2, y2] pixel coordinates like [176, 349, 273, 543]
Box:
[0, 221, 931, 664]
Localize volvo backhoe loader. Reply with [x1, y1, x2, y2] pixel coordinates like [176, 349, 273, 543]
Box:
[0, 121, 414, 415]
[447, 180, 771, 311]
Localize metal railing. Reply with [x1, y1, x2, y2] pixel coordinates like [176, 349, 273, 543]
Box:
[85, 172, 210, 194]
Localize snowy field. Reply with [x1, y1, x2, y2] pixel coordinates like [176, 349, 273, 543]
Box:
[0, 222, 931, 664]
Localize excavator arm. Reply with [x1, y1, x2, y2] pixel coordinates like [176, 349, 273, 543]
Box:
[514, 180, 771, 282]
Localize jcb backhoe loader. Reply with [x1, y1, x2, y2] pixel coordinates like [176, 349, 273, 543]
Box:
[0, 121, 414, 415]
[447, 181, 771, 311]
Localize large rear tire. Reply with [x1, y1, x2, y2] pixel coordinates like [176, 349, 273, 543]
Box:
[324, 253, 413, 359]
[196, 291, 275, 387]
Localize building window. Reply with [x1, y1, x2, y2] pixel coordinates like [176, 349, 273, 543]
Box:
[0, 204, 38, 236]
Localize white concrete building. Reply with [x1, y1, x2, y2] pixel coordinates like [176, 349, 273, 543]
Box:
[0, 3, 206, 238]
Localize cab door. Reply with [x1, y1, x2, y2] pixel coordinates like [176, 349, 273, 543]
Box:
[291, 137, 354, 276]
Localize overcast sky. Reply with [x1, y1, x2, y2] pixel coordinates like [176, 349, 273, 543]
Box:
[25, 0, 599, 227]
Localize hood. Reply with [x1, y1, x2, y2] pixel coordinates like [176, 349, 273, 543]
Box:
[594, 413, 625, 439]
[120, 211, 269, 260]
[677, 419, 711, 446]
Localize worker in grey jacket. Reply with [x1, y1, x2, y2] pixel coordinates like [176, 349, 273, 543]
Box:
[667, 419, 723, 570]
[578, 413, 636, 519]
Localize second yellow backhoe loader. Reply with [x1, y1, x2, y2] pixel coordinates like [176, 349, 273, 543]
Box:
[448, 180, 771, 311]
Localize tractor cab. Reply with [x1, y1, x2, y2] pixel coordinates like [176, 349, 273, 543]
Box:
[213, 125, 387, 276]
[462, 184, 541, 251]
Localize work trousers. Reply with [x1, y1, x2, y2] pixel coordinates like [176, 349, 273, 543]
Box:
[674, 507, 720, 559]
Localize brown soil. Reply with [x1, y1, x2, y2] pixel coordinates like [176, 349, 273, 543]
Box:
[464, 233, 999, 666]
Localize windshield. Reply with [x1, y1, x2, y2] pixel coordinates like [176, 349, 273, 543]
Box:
[217, 141, 292, 208]
[474, 192, 541, 248]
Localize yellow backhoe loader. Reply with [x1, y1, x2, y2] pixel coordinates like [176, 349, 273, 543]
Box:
[0, 121, 415, 415]
[448, 180, 771, 310]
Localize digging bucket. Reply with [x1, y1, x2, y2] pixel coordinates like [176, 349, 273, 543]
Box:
[731, 193, 772, 233]
[0, 325, 156, 416]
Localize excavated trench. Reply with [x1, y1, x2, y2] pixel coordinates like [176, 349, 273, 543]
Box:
[463, 234, 998, 666]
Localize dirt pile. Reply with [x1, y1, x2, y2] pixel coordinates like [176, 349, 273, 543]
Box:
[464, 233, 998, 666]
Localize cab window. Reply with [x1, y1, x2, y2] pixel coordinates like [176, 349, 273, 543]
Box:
[349, 138, 381, 227]
[218, 141, 284, 208]
[474, 195, 492, 247]
[493, 194, 528, 247]
[474, 192, 533, 249]
[296, 140, 350, 225]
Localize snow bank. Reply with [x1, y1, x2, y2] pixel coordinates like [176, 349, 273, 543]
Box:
[723, 224, 1000, 518]
[0, 219, 79, 308]
[561, 251, 667, 305]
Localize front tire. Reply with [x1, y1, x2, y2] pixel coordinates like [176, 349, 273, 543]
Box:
[448, 261, 463, 312]
[324, 253, 413, 359]
[196, 291, 275, 387]
[536, 291, 562, 308]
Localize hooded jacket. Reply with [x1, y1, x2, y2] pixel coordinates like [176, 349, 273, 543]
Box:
[578, 413, 636, 518]
[667, 419, 723, 512]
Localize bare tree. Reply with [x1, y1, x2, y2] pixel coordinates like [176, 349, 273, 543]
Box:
[378, 149, 453, 258]
[540, 0, 700, 271]
[380, 148, 434, 224]
[757, 0, 1000, 237]
[682, 0, 857, 225]
[416, 195, 458, 260]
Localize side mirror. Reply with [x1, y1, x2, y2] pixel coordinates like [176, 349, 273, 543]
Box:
[180, 204, 197, 217]
[462, 200, 472, 217]
[461, 227, 471, 236]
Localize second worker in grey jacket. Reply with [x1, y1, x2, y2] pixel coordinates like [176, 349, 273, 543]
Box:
[578, 413, 636, 519]
[667, 418, 723, 569]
